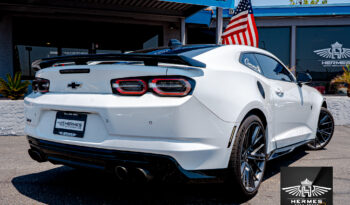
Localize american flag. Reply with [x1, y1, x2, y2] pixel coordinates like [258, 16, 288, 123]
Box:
[221, 0, 258, 47]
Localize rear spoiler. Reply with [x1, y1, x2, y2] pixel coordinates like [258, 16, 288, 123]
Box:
[31, 53, 206, 70]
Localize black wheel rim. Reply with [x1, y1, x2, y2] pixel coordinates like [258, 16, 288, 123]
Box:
[240, 122, 266, 192]
[311, 110, 334, 149]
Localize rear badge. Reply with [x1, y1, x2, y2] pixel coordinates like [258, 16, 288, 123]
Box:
[68, 82, 82, 89]
[281, 167, 333, 205]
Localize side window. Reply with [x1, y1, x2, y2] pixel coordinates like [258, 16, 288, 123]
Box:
[254, 54, 293, 82]
[239, 53, 262, 74]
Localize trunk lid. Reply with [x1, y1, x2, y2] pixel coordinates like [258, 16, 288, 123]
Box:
[36, 64, 167, 93]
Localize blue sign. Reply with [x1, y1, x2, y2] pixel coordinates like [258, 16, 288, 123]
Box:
[162, 0, 235, 8]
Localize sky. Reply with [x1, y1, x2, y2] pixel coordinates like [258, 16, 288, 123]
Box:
[248, 0, 350, 6]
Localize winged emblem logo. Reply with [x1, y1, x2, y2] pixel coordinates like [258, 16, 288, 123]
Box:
[282, 178, 331, 198]
[314, 42, 350, 59]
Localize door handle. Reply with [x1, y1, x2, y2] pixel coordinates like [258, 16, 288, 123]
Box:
[275, 88, 284, 97]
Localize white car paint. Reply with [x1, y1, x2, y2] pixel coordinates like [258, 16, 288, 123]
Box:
[25, 45, 324, 171]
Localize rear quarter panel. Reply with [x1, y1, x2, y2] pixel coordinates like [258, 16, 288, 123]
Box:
[189, 66, 270, 124]
[304, 85, 324, 140]
[191, 66, 276, 153]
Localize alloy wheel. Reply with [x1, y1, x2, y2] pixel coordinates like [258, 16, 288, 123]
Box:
[240, 122, 266, 192]
[308, 109, 334, 149]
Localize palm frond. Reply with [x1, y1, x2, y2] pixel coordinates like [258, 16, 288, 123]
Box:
[331, 65, 350, 85]
[0, 72, 30, 100]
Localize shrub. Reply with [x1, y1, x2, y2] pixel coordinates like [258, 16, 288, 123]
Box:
[0, 72, 30, 100]
[331, 65, 350, 85]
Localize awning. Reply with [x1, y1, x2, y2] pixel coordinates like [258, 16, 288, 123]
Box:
[186, 9, 213, 26]
[0, 0, 210, 18]
[162, 0, 235, 8]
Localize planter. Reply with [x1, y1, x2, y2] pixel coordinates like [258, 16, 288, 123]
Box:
[0, 100, 25, 136]
[325, 96, 350, 126]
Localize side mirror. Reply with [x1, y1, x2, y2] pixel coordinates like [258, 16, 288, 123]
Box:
[297, 72, 312, 86]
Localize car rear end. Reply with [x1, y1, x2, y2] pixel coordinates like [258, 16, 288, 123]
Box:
[25, 49, 235, 180]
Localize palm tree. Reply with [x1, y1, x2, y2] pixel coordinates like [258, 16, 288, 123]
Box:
[290, 0, 327, 5]
[331, 65, 350, 97]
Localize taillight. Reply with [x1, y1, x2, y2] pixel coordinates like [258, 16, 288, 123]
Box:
[110, 77, 194, 97]
[150, 78, 191, 96]
[32, 78, 50, 93]
[111, 79, 147, 95]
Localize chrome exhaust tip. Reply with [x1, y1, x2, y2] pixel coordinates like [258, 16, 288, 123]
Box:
[134, 168, 153, 182]
[28, 149, 46, 162]
[115, 166, 128, 181]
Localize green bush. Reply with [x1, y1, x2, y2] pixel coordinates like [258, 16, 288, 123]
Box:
[331, 65, 350, 85]
[0, 72, 30, 100]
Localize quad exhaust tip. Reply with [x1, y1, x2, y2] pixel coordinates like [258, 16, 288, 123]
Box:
[134, 168, 153, 182]
[115, 166, 128, 181]
[28, 149, 46, 162]
[115, 166, 153, 182]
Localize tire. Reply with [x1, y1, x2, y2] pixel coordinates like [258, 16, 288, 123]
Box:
[307, 107, 335, 150]
[226, 114, 267, 200]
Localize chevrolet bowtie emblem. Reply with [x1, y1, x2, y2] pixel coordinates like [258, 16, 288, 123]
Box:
[68, 82, 82, 89]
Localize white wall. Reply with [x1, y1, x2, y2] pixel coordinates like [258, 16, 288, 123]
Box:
[326, 96, 350, 126]
[0, 100, 25, 136]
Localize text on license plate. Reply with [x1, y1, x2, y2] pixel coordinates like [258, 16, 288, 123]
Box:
[55, 119, 85, 131]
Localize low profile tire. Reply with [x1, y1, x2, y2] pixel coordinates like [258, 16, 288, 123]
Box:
[226, 114, 267, 200]
[307, 107, 335, 150]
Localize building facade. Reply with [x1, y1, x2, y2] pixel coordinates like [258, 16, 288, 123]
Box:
[187, 4, 350, 94]
[1, 2, 350, 95]
[0, 0, 208, 80]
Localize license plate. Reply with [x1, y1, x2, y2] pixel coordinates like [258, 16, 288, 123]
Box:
[53, 112, 87, 138]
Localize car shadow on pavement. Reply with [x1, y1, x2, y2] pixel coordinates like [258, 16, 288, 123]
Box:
[11, 149, 309, 205]
[263, 147, 309, 181]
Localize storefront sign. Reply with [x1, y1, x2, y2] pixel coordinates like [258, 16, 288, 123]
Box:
[162, 0, 235, 8]
[314, 42, 350, 68]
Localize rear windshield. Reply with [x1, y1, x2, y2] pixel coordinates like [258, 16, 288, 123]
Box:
[132, 45, 220, 58]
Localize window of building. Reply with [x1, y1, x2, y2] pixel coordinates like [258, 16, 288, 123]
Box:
[61, 48, 88, 56]
[296, 26, 350, 95]
[255, 53, 293, 82]
[13, 17, 163, 79]
[258, 27, 291, 67]
[15, 45, 58, 78]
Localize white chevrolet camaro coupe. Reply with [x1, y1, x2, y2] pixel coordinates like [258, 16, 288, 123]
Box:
[25, 44, 334, 199]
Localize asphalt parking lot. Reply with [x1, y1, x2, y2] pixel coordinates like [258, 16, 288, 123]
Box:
[0, 126, 349, 205]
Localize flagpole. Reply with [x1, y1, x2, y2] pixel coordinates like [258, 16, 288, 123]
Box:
[180, 17, 186, 45]
[216, 7, 223, 45]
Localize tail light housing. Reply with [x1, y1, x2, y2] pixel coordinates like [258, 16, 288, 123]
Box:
[150, 78, 192, 96]
[111, 79, 147, 95]
[111, 77, 194, 97]
[32, 78, 50, 93]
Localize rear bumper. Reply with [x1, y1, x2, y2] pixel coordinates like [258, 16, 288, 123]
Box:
[27, 136, 223, 179]
[24, 93, 236, 170]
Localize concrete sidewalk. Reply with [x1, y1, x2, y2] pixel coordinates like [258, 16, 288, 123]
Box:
[0, 126, 349, 204]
